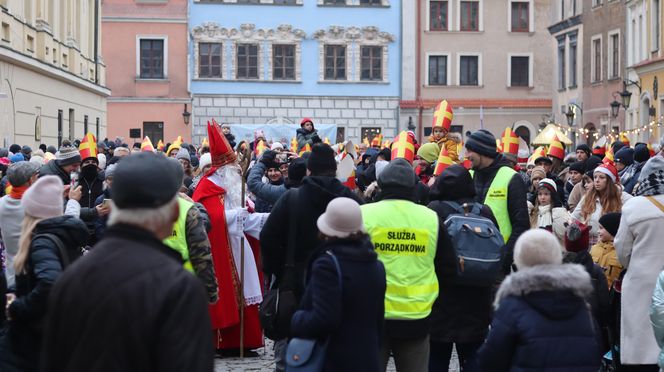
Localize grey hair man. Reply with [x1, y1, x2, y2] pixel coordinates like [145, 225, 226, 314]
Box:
[41, 152, 213, 372]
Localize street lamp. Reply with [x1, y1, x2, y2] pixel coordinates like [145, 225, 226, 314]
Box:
[610, 99, 621, 118]
[182, 104, 191, 125]
[407, 116, 415, 131]
[565, 106, 575, 126]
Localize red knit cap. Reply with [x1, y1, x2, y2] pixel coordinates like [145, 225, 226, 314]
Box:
[565, 221, 590, 253]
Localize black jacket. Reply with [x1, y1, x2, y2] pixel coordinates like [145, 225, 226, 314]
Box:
[472, 157, 529, 273]
[39, 161, 70, 185]
[93, 189, 111, 239]
[260, 176, 363, 299]
[290, 238, 386, 372]
[474, 264, 601, 372]
[1, 216, 87, 372]
[40, 224, 213, 372]
[427, 166, 498, 343]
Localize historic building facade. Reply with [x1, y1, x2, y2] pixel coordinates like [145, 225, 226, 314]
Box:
[103, 0, 191, 145]
[401, 0, 553, 145]
[189, 0, 401, 145]
[581, 0, 626, 143]
[0, 0, 108, 147]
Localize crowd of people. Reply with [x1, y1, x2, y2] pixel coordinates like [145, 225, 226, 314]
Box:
[0, 102, 663, 372]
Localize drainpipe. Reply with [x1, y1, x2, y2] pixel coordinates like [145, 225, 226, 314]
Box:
[94, 0, 99, 85]
[416, 0, 423, 143]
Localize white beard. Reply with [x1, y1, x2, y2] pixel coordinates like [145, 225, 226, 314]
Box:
[209, 164, 243, 210]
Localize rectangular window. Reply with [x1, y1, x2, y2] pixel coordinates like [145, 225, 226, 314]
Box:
[143, 122, 164, 145]
[361, 46, 383, 81]
[510, 56, 529, 87]
[360, 0, 382, 4]
[323, 0, 345, 4]
[139, 39, 164, 79]
[96, 117, 100, 140]
[273, 0, 297, 3]
[557, 37, 565, 90]
[273, 44, 295, 80]
[610, 33, 619, 78]
[511, 2, 529, 32]
[560, 0, 565, 20]
[68, 108, 75, 141]
[199, 42, 222, 78]
[460, 1, 479, 31]
[592, 0, 602, 6]
[361, 127, 381, 142]
[653, 0, 660, 51]
[593, 37, 602, 82]
[569, 34, 577, 87]
[459, 55, 479, 86]
[236, 0, 260, 3]
[324, 45, 346, 80]
[429, 1, 448, 31]
[236, 43, 259, 79]
[84, 115, 88, 134]
[428, 55, 447, 85]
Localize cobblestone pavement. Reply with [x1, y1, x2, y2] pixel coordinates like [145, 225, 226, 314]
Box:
[214, 339, 459, 371]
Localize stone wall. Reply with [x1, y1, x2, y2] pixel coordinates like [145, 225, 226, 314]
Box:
[192, 94, 401, 144]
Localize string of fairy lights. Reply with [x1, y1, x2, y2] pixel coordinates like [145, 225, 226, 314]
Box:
[538, 119, 663, 143]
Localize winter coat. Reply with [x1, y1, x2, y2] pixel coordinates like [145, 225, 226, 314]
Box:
[590, 241, 622, 288]
[0, 215, 88, 372]
[615, 194, 664, 364]
[428, 135, 459, 163]
[247, 162, 287, 213]
[427, 167, 498, 343]
[623, 161, 646, 195]
[649, 270, 664, 370]
[260, 176, 363, 299]
[93, 189, 111, 240]
[531, 205, 571, 243]
[567, 181, 586, 212]
[572, 190, 632, 245]
[290, 238, 386, 372]
[40, 223, 213, 372]
[472, 157, 530, 272]
[38, 160, 70, 185]
[475, 264, 602, 372]
[296, 127, 318, 152]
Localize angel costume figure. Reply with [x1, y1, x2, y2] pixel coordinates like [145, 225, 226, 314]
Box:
[193, 121, 268, 351]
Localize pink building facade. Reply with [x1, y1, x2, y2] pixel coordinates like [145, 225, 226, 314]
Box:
[102, 0, 190, 146]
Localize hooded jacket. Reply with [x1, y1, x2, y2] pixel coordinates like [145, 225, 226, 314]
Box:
[260, 176, 363, 299]
[472, 156, 530, 272]
[475, 264, 602, 372]
[296, 127, 318, 152]
[38, 160, 71, 185]
[247, 162, 287, 213]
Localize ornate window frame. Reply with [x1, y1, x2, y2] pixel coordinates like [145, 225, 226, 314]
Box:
[191, 23, 305, 82]
[313, 25, 395, 83]
[317, 0, 390, 6]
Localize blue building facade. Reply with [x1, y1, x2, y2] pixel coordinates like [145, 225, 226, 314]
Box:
[189, 0, 401, 144]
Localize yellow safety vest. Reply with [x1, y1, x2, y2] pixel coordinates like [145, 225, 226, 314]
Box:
[471, 167, 516, 243]
[163, 198, 194, 272]
[361, 199, 439, 321]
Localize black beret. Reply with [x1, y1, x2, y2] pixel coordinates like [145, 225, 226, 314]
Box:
[112, 153, 183, 209]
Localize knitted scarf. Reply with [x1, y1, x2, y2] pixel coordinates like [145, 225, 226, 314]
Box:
[635, 167, 664, 197]
[9, 184, 29, 199]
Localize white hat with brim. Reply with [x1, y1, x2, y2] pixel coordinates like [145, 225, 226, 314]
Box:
[316, 197, 365, 238]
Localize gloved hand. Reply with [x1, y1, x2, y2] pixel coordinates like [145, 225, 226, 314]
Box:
[311, 133, 322, 144]
[260, 150, 278, 169]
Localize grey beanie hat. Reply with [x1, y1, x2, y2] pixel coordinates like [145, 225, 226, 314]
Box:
[639, 155, 664, 183]
[465, 129, 498, 158]
[56, 146, 82, 166]
[7, 161, 40, 187]
[378, 158, 418, 189]
[176, 147, 191, 162]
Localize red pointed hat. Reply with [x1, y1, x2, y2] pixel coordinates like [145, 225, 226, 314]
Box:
[208, 121, 236, 168]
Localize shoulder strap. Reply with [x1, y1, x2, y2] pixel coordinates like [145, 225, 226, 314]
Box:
[325, 251, 343, 292]
[442, 201, 464, 214]
[33, 233, 70, 268]
[647, 196, 664, 214]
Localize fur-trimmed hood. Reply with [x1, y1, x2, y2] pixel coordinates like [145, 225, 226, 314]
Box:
[495, 264, 593, 318]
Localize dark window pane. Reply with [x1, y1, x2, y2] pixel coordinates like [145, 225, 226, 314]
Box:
[237, 43, 259, 79]
[511, 2, 529, 32]
[429, 1, 448, 31]
[273, 44, 295, 80]
[460, 1, 479, 31]
[558, 42, 566, 90]
[511, 56, 529, 86]
[360, 0, 382, 4]
[198, 42, 222, 78]
[428, 56, 447, 85]
[324, 45, 346, 80]
[360, 46, 382, 81]
[460, 55, 478, 85]
[324, 0, 345, 4]
[140, 39, 164, 79]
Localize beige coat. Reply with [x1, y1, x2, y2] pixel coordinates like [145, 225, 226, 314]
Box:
[615, 194, 664, 364]
[567, 182, 586, 212]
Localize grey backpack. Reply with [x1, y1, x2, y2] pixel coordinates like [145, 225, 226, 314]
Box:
[443, 202, 504, 286]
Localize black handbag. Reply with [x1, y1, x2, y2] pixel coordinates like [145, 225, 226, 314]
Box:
[260, 191, 299, 340]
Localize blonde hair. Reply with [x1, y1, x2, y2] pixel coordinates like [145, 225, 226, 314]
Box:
[14, 214, 43, 274]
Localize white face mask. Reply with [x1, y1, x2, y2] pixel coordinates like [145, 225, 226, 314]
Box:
[375, 160, 389, 180]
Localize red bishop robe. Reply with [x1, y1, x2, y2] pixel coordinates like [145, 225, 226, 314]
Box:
[192, 176, 264, 350]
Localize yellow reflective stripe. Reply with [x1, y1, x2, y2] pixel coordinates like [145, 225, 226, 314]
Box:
[385, 300, 434, 315]
[386, 282, 438, 297]
[184, 260, 194, 273]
